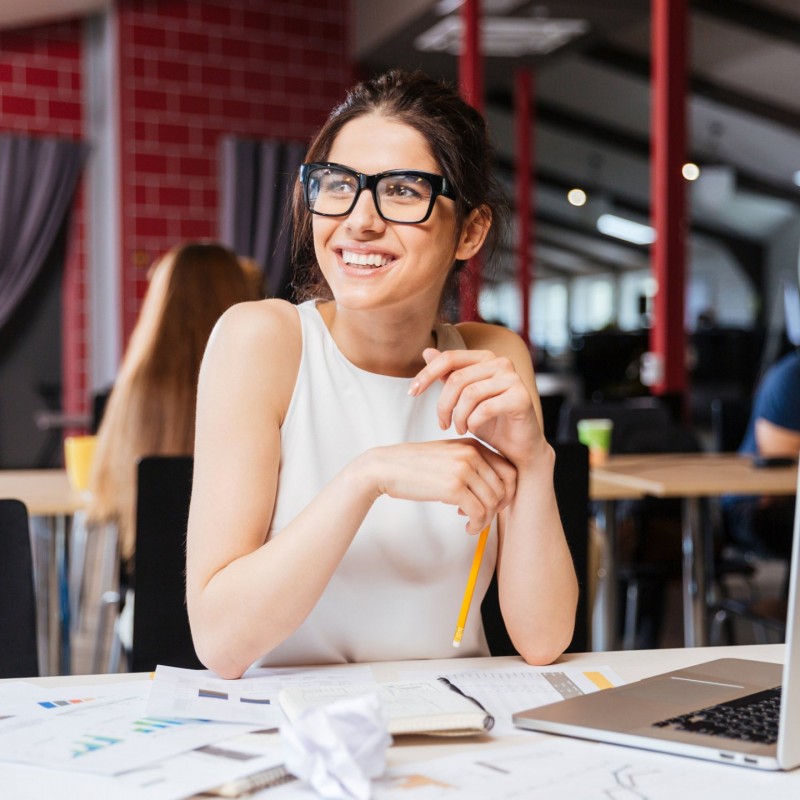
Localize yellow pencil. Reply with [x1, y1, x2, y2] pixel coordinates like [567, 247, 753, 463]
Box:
[452, 524, 491, 647]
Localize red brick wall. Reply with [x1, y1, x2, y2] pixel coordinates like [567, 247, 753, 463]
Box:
[117, 0, 353, 341]
[0, 21, 87, 417]
[0, 2, 352, 421]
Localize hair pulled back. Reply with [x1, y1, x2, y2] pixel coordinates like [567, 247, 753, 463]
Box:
[291, 69, 506, 303]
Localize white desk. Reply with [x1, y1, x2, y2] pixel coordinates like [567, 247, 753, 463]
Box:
[4, 644, 797, 797]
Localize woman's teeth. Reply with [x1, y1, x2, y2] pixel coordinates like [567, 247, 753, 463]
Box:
[341, 250, 392, 268]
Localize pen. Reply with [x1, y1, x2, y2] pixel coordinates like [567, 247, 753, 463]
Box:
[452, 524, 490, 647]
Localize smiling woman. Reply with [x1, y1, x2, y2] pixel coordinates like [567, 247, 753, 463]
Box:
[185, 69, 578, 679]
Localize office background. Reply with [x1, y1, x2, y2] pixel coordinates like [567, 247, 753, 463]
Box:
[1, 0, 799, 468]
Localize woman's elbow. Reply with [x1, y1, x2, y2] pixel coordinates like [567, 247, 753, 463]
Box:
[516, 629, 573, 666]
[192, 630, 250, 680]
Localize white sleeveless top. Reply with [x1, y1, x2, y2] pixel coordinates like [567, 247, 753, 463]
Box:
[255, 300, 496, 666]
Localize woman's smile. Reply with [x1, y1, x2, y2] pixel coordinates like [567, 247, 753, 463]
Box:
[338, 248, 396, 270]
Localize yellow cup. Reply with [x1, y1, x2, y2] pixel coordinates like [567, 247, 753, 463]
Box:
[64, 435, 98, 493]
[577, 418, 613, 467]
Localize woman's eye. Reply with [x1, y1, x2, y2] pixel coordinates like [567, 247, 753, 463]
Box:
[322, 178, 353, 193]
[383, 180, 426, 201]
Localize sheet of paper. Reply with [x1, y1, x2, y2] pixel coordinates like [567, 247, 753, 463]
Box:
[400, 664, 625, 736]
[0, 688, 258, 776]
[0, 731, 285, 800]
[371, 739, 797, 800]
[0, 679, 151, 730]
[147, 663, 374, 725]
[259, 739, 797, 800]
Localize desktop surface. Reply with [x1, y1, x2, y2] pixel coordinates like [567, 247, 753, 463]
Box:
[3, 644, 796, 799]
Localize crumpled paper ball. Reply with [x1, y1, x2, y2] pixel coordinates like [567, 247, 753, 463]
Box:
[281, 692, 392, 800]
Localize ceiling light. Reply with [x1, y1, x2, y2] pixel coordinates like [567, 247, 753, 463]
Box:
[567, 188, 587, 207]
[682, 162, 700, 181]
[596, 214, 656, 245]
[415, 16, 590, 57]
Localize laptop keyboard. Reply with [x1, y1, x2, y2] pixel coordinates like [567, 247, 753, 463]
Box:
[651, 687, 781, 745]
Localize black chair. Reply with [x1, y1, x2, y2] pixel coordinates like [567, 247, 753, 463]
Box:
[0, 499, 39, 678]
[539, 393, 566, 443]
[130, 455, 203, 672]
[481, 442, 590, 655]
[710, 396, 752, 453]
[556, 396, 674, 452]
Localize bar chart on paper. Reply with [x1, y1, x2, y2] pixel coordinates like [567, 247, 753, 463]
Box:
[0, 694, 254, 775]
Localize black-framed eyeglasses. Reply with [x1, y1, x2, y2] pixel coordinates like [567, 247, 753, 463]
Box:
[299, 162, 456, 224]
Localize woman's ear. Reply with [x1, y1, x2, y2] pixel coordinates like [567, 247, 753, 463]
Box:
[455, 206, 492, 261]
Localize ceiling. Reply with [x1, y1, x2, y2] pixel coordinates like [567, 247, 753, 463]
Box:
[354, 0, 800, 291]
[3, 0, 798, 298]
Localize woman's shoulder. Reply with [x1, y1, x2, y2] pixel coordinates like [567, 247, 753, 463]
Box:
[209, 298, 301, 354]
[203, 299, 301, 384]
[456, 320, 529, 357]
[456, 321, 536, 385]
[200, 299, 302, 424]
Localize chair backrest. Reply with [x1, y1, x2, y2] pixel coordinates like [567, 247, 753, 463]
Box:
[0, 499, 38, 677]
[710, 397, 752, 452]
[131, 455, 203, 672]
[481, 442, 590, 656]
[556, 397, 674, 454]
[539, 393, 566, 442]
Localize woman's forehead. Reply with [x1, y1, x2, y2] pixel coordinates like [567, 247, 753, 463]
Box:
[327, 114, 439, 174]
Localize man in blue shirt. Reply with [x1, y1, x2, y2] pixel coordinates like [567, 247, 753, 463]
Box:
[725, 349, 800, 558]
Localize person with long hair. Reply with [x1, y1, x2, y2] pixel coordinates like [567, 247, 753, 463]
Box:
[87, 242, 258, 577]
[187, 70, 578, 678]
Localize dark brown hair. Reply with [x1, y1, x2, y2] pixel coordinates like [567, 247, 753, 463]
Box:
[291, 69, 506, 303]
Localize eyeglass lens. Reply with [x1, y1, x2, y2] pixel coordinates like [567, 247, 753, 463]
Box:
[306, 166, 435, 223]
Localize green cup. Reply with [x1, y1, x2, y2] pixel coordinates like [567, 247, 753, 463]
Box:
[576, 418, 613, 466]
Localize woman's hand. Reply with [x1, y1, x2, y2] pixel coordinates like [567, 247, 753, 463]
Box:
[409, 347, 544, 470]
[367, 438, 516, 534]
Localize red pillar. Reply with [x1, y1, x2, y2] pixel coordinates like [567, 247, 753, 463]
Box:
[458, 0, 483, 321]
[515, 68, 533, 347]
[650, 0, 688, 401]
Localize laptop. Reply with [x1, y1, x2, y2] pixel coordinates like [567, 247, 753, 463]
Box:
[513, 470, 800, 771]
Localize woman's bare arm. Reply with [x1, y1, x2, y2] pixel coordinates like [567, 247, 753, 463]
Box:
[186, 302, 516, 677]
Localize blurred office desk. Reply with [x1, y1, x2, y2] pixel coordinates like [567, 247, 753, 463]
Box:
[592, 453, 798, 648]
[3, 644, 794, 798]
[0, 469, 85, 675]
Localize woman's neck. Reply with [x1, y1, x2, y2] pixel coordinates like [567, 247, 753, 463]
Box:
[316, 301, 439, 378]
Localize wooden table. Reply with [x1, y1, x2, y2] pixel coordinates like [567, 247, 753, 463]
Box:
[0, 470, 86, 675]
[592, 453, 798, 648]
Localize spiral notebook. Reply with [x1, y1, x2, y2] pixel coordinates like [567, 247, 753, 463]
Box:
[278, 679, 494, 736]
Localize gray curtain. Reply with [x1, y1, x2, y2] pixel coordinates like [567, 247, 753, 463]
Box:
[218, 137, 305, 299]
[0, 135, 86, 332]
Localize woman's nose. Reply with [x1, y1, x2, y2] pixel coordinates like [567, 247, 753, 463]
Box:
[344, 189, 385, 234]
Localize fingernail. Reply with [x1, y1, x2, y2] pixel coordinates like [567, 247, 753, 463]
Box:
[408, 381, 420, 396]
